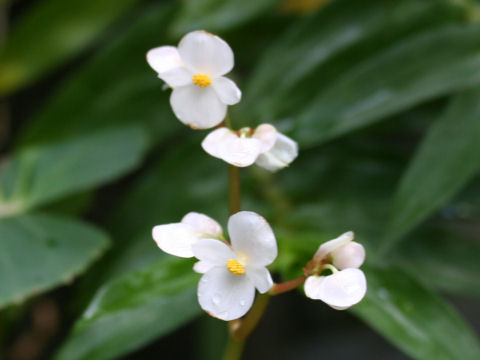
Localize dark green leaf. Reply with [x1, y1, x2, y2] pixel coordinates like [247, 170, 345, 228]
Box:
[18, 4, 177, 147]
[0, 212, 109, 308]
[0, 0, 142, 95]
[55, 255, 199, 360]
[353, 265, 480, 360]
[0, 126, 148, 214]
[383, 85, 480, 250]
[171, 0, 279, 37]
[241, 0, 467, 127]
[392, 226, 480, 297]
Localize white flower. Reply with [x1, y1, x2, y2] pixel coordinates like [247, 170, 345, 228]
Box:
[304, 269, 366, 310]
[146, 31, 241, 129]
[305, 231, 367, 309]
[193, 211, 277, 321]
[152, 212, 223, 258]
[201, 124, 298, 171]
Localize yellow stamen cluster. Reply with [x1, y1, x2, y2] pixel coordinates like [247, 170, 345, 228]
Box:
[192, 73, 212, 87]
[227, 259, 245, 275]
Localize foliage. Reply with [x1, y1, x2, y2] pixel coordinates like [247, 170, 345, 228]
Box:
[1, 0, 480, 359]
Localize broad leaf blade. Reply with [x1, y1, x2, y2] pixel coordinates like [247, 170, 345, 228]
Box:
[55, 255, 199, 360]
[171, 0, 279, 36]
[353, 265, 480, 360]
[0, 126, 148, 213]
[383, 86, 480, 250]
[293, 23, 480, 146]
[0, 212, 109, 308]
[18, 4, 176, 147]
[0, 0, 141, 95]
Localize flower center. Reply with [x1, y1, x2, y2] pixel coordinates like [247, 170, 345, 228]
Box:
[226, 259, 245, 275]
[192, 74, 212, 87]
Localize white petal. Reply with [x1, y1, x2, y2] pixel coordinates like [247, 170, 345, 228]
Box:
[146, 46, 192, 87]
[170, 85, 227, 129]
[201, 128, 237, 158]
[193, 261, 215, 274]
[332, 242, 366, 270]
[217, 136, 263, 167]
[211, 77, 241, 105]
[192, 238, 235, 267]
[246, 266, 273, 293]
[313, 231, 354, 263]
[255, 133, 298, 172]
[253, 124, 278, 153]
[304, 269, 366, 309]
[198, 267, 255, 321]
[178, 31, 234, 77]
[228, 211, 277, 267]
[152, 223, 197, 258]
[181, 212, 223, 238]
[146, 46, 183, 73]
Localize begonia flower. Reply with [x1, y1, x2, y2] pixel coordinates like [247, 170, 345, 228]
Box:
[201, 124, 298, 171]
[193, 211, 277, 320]
[152, 212, 223, 258]
[146, 31, 241, 129]
[152, 211, 277, 321]
[305, 231, 367, 309]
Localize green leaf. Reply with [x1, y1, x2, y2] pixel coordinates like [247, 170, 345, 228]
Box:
[55, 255, 199, 360]
[18, 4, 176, 147]
[393, 227, 480, 297]
[171, 0, 279, 37]
[0, 0, 142, 95]
[293, 23, 480, 146]
[0, 126, 148, 215]
[0, 212, 109, 308]
[353, 265, 480, 360]
[241, 0, 467, 127]
[383, 85, 480, 250]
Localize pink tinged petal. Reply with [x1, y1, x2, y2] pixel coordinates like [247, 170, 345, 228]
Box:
[170, 85, 227, 129]
[152, 223, 197, 258]
[181, 212, 223, 238]
[198, 267, 255, 321]
[192, 238, 235, 267]
[228, 211, 277, 267]
[193, 261, 215, 274]
[252, 124, 278, 153]
[246, 266, 273, 293]
[332, 242, 366, 270]
[255, 133, 299, 172]
[304, 269, 367, 310]
[217, 137, 263, 167]
[211, 77, 242, 105]
[178, 31, 234, 77]
[201, 128, 237, 158]
[313, 231, 354, 263]
[146, 46, 192, 87]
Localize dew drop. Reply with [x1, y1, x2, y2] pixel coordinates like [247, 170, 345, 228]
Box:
[239, 299, 246, 306]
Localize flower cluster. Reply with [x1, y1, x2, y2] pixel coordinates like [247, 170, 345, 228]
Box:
[148, 31, 366, 322]
[146, 30, 297, 172]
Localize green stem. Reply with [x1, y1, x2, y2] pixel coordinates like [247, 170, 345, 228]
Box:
[223, 337, 245, 360]
[228, 165, 241, 215]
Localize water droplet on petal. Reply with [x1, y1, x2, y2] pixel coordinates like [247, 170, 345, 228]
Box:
[219, 311, 228, 319]
[239, 299, 246, 306]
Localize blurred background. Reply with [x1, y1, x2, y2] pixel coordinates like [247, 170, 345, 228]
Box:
[1, 0, 480, 359]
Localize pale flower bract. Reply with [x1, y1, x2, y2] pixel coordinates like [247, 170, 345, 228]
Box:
[146, 31, 241, 129]
[201, 124, 298, 171]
